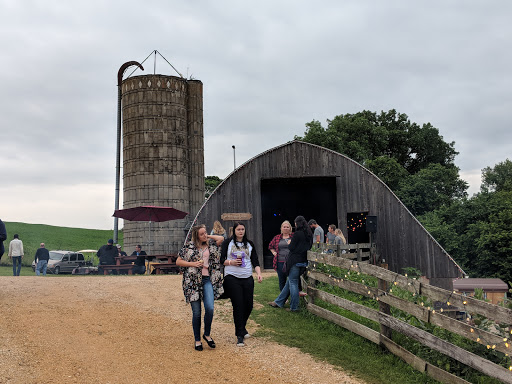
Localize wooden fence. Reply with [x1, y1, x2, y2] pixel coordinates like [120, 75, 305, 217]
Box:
[305, 247, 512, 384]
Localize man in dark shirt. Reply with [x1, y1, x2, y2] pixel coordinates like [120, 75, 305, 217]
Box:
[131, 244, 147, 274]
[34, 243, 50, 276]
[0, 218, 6, 259]
[97, 239, 118, 274]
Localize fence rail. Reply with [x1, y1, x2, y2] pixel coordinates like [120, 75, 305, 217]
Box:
[305, 251, 512, 384]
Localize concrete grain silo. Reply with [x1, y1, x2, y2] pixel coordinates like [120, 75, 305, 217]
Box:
[121, 74, 204, 254]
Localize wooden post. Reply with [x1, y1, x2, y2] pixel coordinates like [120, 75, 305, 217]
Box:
[378, 277, 392, 343]
[336, 244, 341, 258]
[357, 244, 362, 262]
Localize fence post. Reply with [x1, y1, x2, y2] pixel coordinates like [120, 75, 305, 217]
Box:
[336, 244, 341, 258]
[378, 276, 392, 343]
[357, 244, 362, 262]
[306, 251, 316, 305]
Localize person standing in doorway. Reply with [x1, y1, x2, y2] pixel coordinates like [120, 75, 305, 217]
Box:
[334, 228, 347, 253]
[131, 245, 147, 275]
[308, 219, 324, 244]
[34, 243, 50, 276]
[221, 221, 263, 347]
[326, 224, 337, 244]
[8, 234, 24, 276]
[269, 216, 313, 312]
[268, 220, 294, 292]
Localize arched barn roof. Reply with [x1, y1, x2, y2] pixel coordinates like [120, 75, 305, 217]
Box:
[192, 140, 465, 289]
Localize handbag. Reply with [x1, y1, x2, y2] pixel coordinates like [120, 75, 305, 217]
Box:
[282, 254, 290, 275]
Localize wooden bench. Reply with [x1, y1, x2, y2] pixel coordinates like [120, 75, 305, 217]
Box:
[99, 264, 134, 275]
[151, 255, 179, 275]
[151, 263, 179, 274]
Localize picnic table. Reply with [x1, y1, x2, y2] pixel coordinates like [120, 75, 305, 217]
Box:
[109, 254, 179, 275]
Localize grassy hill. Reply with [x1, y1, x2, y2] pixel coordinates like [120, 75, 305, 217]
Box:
[0, 222, 122, 266]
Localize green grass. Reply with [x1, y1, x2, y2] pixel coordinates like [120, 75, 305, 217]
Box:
[0, 222, 448, 382]
[252, 276, 440, 384]
[0, 265, 79, 276]
[0, 221, 122, 267]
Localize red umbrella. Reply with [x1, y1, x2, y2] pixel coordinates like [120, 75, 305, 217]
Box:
[113, 206, 188, 255]
[113, 205, 188, 222]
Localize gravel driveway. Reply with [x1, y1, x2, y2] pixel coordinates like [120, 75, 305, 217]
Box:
[0, 274, 364, 384]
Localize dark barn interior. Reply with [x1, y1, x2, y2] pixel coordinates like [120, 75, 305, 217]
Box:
[260, 177, 338, 268]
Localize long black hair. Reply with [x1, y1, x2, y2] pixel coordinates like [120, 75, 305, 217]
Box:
[294, 215, 312, 241]
[231, 221, 249, 249]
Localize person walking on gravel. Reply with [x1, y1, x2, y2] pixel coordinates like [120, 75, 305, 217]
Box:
[220, 221, 263, 347]
[177, 225, 225, 351]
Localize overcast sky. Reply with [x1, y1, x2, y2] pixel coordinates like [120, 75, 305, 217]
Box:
[1, 1, 511, 230]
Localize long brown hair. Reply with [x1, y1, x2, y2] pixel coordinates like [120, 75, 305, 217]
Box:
[190, 224, 206, 249]
[212, 220, 226, 235]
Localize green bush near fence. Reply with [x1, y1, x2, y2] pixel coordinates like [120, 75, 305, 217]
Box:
[307, 263, 507, 383]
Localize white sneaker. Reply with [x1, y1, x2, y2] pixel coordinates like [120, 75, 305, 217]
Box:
[236, 336, 245, 347]
[244, 333, 250, 339]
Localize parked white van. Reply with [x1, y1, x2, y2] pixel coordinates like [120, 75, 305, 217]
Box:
[31, 251, 86, 274]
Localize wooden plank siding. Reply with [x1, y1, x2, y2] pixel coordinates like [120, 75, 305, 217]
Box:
[191, 140, 464, 288]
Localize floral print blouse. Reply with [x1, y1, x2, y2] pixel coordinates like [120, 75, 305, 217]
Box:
[178, 239, 224, 304]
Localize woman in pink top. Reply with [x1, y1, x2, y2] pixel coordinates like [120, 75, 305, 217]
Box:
[177, 225, 224, 351]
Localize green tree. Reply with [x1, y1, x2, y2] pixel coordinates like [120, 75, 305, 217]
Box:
[420, 161, 512, 283]
[297, 109, 467, 215]
[366, 156, 408, 192]
[397, 164, 468, 216]
[481, 159, 512, 193]
[205, 176, 223, 199]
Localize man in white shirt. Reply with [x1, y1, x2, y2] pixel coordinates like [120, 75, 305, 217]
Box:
[8, 234, 24, 276]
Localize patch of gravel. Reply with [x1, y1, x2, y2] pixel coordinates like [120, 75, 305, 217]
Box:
[0, 274, 365, 384]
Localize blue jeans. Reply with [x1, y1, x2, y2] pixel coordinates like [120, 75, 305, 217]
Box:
[275, 264, 301, 311]
[12, 256, 22, 276]
[190, 276, 214, 342]
[36, 260, 48, 276]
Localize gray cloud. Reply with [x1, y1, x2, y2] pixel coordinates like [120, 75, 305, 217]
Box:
[1, 0, 511, 228]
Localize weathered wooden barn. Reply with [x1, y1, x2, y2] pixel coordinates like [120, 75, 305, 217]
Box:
[192, 140, 465, 289]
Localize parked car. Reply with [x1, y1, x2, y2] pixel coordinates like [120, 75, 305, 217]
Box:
[31, 251, 86, 274]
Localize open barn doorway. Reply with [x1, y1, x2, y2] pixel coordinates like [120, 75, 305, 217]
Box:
[260, 177, 338, 268]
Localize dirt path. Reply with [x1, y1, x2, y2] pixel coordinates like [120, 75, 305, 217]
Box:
[0, 274, 364, 384]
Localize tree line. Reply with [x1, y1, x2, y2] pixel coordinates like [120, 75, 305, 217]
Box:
[296, 109, 511, 288]
[204, 110, 511, 288]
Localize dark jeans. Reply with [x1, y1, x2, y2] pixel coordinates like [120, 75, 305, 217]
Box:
[12, 256, 22, 276]
[132, 265, 146, 274]
[223, 274, 254, 337]
[190, 276, 214, 342]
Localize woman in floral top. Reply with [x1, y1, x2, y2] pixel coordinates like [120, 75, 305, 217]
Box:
[177, 224, 225, 351]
